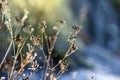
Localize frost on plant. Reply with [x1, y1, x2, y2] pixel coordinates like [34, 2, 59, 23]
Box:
[0, 0, 82, 80]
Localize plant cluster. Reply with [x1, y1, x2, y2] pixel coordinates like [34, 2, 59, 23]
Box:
[0, 0, 82, 80]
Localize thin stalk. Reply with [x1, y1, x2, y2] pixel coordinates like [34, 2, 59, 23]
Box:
[10, 35, 29, 79]
[43, 32, 49, 51]
[52, 43, 72, 70]
[56, 71, 63, 80]
[0, 40, 13, 67]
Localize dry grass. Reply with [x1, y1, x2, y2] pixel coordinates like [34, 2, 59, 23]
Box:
[0, 0, 82, 80]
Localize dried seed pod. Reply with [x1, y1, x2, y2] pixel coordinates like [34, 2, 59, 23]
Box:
[57, 19, 65, 24]
[13, 35, 23, 47]
[39, 21, 47, 33]
[30, 35, 40, 46]
[28, 60, 39, 71]
[57, 19, 65, 28]
[23, 25, 34, 34]
[72, 25, 83, 34]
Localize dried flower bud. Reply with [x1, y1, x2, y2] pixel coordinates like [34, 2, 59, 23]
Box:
[23, 25, 34, 34]
[71, 44, 78, 52]
[72, 25, 82, 34]
[30, 35, 40, 46]
[39, 21, 47, 33]
[27, 44, 34, 53]
[57, 19, 65, 28]
[28, 60, 39, 71]
[57, 19, 65, 24]
[13, 35, 23, 47]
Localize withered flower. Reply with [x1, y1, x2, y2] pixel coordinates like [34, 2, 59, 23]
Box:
[30, 35, 40, 46]
[23, 25, 34, 34]
[13, 35, 23, 47]
[57, 19, 65, 28]
[17, 44, 37, 75]
[28, 60, 39, 71]
[72, 25, 82, 34]
[39, 21, 46, 33]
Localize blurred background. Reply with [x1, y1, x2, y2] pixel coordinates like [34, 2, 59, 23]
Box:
[1, 0, 120, 80]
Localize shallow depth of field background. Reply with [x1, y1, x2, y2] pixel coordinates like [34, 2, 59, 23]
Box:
[1, 0, 120, 80]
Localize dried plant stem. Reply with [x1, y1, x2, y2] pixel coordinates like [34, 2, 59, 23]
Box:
[43, 26, 62, 80]
[43, 32, 49, 51]
[38, 43, 47, 60]
[56, 71, 63, 80]
[15, 24, 23, 35]
[10, 35, 29, 80]
[64, 43, 73, 57]
[10, 47, 19, 80]
[52, 43, 72, 70]
[0, 40, 13, 67]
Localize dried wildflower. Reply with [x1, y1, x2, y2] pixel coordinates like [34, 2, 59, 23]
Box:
[0, 0, 9, 15]
[27, 44, 34, 53]
[71, 44, 78, 52]
[23, 25, 34, 34]
[30, 35, 40, 46]
[17, 44, 37, 75]
[57, 19, 65, 28]
[57, 19, 65, 24]
[39, 21, 47, 33]
[28, 60, 39, 71]
[13, 35, 23, 47]
[60, 61, 68, 73]
[72, 25, 82, 34]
